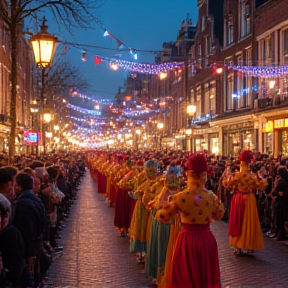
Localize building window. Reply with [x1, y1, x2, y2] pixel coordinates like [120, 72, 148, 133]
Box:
[226, 73, 234, 110]
[245, 49, 252, 106]
[204, 83, 210, 116]
[237, 55, 244, 108]
[209, 81, 216, 115]
[202, 16, 205, 31]
[190, 88, 195, 104]
[197, 44, 202, 66]
[227, 14, 234, 45]
[196, 86, 201, 119]
[205, 37, 209, 57]
[239, 0, 250, 38]
[283, 29, 288, 64]
[204, 82, 216, 117]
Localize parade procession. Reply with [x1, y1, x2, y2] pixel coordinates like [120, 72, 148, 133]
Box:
[85, 148, 288, 288]
[2, 0, 288, 287]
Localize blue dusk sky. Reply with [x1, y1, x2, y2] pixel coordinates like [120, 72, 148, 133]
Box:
[48, 0, 198, 100]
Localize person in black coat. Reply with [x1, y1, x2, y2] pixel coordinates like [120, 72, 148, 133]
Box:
[12, 172, 45, 288]
[273, 166, 288, 241]
[0, 194, 25, 288]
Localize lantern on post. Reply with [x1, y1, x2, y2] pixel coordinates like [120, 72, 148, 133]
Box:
[30, 17, 58, 68]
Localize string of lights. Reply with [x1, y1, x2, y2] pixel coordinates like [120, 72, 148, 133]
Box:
[229, 65, 288, 77]
[66, 103, 102, 115]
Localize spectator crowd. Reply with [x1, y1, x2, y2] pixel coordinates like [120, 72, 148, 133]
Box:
[1, 148, 288, 287]
[0, 153, 85, 288]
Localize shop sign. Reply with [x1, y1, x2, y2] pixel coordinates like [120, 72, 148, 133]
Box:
[23, 130, 41, 145]
[274, 118, 288, 129]
[262, 121, 273, 132]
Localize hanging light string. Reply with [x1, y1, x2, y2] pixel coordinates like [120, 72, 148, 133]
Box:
[61, 41, 163, 53]
[229, 64, 288, 77]
[94, 19, 137, 58]
[59, 42, 184, 74]
[66, 103, 102, 115]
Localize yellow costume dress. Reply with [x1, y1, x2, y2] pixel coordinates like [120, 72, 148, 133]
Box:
[129, 160, 158, 254]
[223, 151, 267, 254]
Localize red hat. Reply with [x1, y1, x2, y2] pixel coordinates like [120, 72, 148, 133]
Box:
[239, 150, 255, 164]
[186, 153, 208, 176]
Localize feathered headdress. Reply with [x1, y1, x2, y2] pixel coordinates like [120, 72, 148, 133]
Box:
[239, 150, 255, 164]
[186, 153, 208, 176]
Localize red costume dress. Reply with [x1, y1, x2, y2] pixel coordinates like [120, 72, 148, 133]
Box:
[156, 154, 224, 288]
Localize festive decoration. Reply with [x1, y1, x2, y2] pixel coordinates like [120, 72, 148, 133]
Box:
[115, 59, 183, 74]
[69, 89, 99, 103]
[110, 61, 119, 70]
[60, 43, 184, 74]
[117, 39, 123, 50]
[82, 50, 87, 62]
[94, 56, 102, 66]
[239, 150, 255, 164]
[186, 153, 208, 176]
[230, 65, 288, 77]
[66, 103, 101, 115]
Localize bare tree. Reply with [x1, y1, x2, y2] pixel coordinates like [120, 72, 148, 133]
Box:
[0, 0, 103, 159]
[42, 57, 90, 97]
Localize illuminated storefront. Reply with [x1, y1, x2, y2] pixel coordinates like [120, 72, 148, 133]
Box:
[223, 121, 256, 157]
[262, 120, 273, 155]
[209, 133, 219, 155]
[273, 118, 288, 156]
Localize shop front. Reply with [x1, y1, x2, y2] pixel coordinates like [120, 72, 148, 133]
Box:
[0, 124, 10, 154]
[223, 121, 257, 157]
[273, 118, 288, 156]
[192, 126, 219, 154]
[262, 120, 274, 155]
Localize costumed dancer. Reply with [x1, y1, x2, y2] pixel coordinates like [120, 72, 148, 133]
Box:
[146, 164, 181, 287]
[114, 156, 133, 237]
[223, 150, 267, 256]
[156, 153, 224, 288]
[129, 159, 158, 263]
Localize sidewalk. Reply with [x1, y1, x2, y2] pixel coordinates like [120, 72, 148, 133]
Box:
[49, 171, 150, 288]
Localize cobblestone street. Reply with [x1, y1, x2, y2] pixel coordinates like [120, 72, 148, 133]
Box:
[49, 171, 288, 288]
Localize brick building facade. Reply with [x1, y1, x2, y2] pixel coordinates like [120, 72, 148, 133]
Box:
[0, 1, 34, 154]
[152, 0, 288, 157]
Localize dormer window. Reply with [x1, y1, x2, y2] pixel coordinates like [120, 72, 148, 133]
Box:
[227, 14, 234, 45]
[240, 0, 251, 38]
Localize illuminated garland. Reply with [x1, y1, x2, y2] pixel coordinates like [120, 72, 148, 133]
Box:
[230, 65, 288, 77]
[62, 43, 184, 74]
[122, 107, 154, 117]
[115, 60, 183, 74]
[69, 89, 100, 103]
[66, 103, 102, 115]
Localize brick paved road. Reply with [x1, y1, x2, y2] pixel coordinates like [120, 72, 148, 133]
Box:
[49, 171, 288, 288]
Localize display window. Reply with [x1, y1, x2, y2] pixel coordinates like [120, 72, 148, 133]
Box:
[263, 132, 273, 155]
[281, 131, 288, 155]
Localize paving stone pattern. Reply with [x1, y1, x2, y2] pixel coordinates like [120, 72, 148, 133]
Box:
[49, 171, 288, 288]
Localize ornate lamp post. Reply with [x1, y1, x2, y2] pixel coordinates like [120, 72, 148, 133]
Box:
[157, 122, 164, 150]
[186, 105, 196, 152]
[30, 17, 58, 154]
[30, 17, 58, 69]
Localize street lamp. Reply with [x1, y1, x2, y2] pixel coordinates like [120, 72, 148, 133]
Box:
[186, 105, 196, 152]
[30, 17, 58, 155]
[30, 17, 58, 68]
[157, 122, 164, 150]
[43, 113, 52, 154]
[187, 105, 197, 125]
